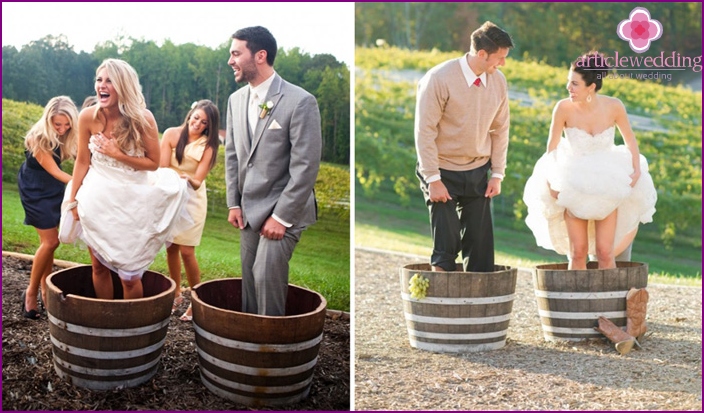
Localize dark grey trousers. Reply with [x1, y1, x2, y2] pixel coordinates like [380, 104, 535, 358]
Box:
[417, 163, 495, 272]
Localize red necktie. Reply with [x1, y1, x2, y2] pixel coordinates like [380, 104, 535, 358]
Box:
[473, 78, 481, 87]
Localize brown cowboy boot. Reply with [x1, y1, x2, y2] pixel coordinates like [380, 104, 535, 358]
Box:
[595, 316, 635, 355]
[626, 288, 649, 342]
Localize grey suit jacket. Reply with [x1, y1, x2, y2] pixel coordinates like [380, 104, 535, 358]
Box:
[225, 74, 322, 231]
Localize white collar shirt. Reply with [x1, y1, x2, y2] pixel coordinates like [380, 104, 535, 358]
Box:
[248, 72, 276, 134]
[459, 53, 487, 88]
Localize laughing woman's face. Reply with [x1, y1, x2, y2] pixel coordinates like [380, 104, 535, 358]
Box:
[95, 68, 118, 109]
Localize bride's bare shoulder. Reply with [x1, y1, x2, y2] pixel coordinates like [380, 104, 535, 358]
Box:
[78, 106, 104, 132]
[600, 95, 625, 106]
[78, 105, 97, 121]
[553, 98, 574, 113]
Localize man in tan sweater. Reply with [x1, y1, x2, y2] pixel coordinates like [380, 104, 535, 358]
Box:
[415, 21, 513, 272]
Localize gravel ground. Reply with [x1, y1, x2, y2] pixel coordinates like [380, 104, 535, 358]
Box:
[1, 254, 350, 411]
[354, 248, 702, 411]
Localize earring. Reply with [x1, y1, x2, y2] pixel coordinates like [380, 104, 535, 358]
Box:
[587, 94, 592, 103]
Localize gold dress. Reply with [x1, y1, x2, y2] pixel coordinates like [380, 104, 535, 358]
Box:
[168, 136, 208, 246]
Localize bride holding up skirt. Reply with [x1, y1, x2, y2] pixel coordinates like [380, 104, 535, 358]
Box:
[523, 125, 656, 256]
[66, 58, 190, 299]
[68, 136, 190, 281]
[522, 51, 657, 270]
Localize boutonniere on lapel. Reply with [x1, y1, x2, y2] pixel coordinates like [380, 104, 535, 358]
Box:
[258, 100, 275, 119]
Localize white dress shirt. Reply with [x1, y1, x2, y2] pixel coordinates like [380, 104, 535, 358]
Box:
[459, 53, 487, 88]
[248, 72, 276, 135]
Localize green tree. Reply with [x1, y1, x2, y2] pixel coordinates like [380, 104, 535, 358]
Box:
[275, 47, 310, 87]
[2, 46, 21, 98]
[317, 66, 350, 164]
[2, 35, 95, 105]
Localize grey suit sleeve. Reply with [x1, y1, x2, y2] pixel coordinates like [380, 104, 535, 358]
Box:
[224, 95, 240, 208]
[272, 94, 322, 224]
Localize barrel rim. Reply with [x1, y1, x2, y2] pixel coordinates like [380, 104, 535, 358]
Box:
[191, 278, 327, 319]
[534, 261, 647, 271]
[45, 265, 176, 303]
[401, 262, 517, 275]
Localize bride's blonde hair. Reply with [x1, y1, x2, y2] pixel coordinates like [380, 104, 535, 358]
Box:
[93, 58, 150, 154]
[24, 96, 78, 161]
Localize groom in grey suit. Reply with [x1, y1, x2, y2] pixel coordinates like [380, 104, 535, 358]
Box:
[225, 26, 321, 316]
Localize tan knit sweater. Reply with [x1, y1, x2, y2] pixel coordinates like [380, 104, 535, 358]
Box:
[414, 57, 510, 180]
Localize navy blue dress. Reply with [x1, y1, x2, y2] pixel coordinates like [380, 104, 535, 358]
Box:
[17, 147, 65, 229]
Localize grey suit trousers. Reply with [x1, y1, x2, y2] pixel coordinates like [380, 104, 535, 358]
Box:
[240, 225, 304, 316]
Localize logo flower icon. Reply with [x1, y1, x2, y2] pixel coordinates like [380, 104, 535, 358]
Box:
[617, 7, 663, 53]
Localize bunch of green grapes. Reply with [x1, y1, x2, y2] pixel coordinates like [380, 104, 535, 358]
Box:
[409, 273, 430, 300]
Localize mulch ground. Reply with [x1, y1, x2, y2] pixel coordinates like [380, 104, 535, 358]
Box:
[1, 254, 350, 411]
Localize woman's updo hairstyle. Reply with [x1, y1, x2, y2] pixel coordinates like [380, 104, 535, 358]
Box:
[570, 51, 610, 91]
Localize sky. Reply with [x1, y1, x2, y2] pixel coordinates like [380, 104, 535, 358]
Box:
[1, 2, 355, 65]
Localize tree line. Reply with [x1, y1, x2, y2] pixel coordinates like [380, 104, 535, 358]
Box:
[2, 34, 350, 165]
[355, 2, 702, 85]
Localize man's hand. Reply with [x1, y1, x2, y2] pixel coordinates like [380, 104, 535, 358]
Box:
[428, 180, 452, 203]
[484, 177, 502, 198]
[260, 216, 285, 240]
[228, 208, 245, 229]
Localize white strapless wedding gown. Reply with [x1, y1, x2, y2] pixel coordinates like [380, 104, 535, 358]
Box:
[69, 140, 191, 281]
[523, 126, 657, 255]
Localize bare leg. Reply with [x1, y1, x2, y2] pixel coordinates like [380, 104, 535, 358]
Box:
[180, 245, 201, 319]
[590, 235, 636, 261]
[121, 278, 143, 299]
[166, 243, 183, 297]
[564, 210, 589, 270]
[180, 246, 201, 289]
[90, 248, 114, 299]
[594, 209, 617, 269]
[431, 266, 447, 272]
[24, 228, 60, 312]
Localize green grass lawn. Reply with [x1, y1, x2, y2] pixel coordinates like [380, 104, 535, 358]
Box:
[2, 186, 350, 311]
[356, 194, 702, 287]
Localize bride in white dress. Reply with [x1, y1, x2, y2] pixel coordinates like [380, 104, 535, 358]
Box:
[523, 51, 657, 270]
[66, 58, 189, 299]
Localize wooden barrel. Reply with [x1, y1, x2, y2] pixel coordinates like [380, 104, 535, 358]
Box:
[45, 265, 175, 390]
[400, 263, 518, 353]
[533, 262, 648, 341]
[191, 278, 327, 407]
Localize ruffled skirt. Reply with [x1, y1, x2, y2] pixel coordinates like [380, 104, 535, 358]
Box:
[67, 162, 191, 280]
[523, 144, 657, 255]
